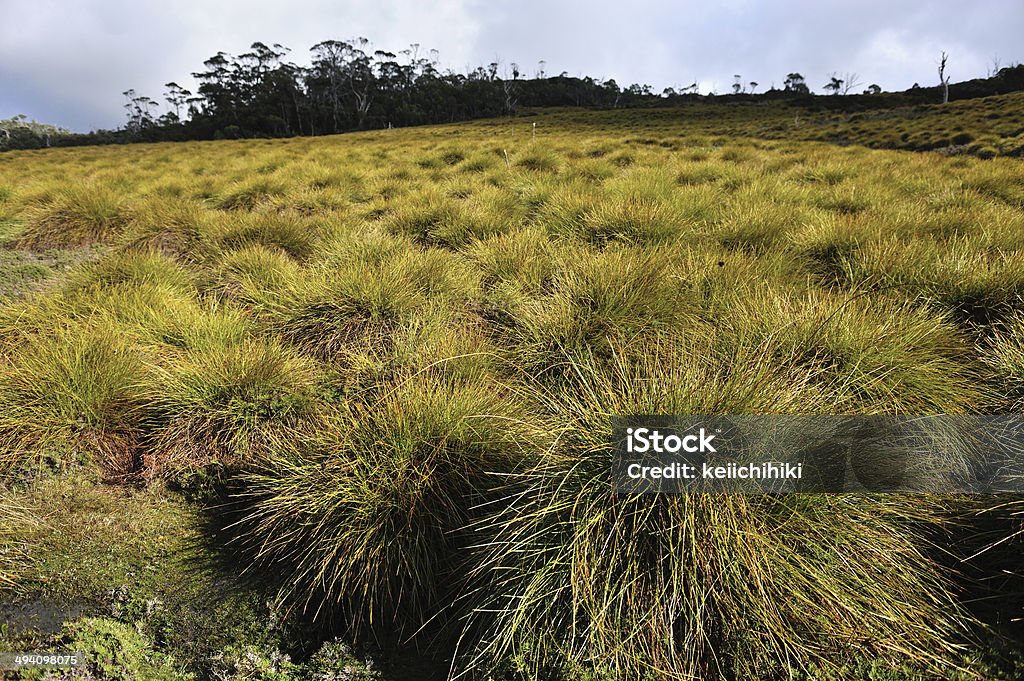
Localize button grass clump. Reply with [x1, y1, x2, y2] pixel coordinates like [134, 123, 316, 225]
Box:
[143, 339, 317, 480]
[226, 374, 539, 642]
[0, 322, 148, 478]
[459, 338, 974, 679]
[17, 183, 132, 248]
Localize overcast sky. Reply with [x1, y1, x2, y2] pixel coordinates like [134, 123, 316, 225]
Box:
[1, 0, 1021, 132]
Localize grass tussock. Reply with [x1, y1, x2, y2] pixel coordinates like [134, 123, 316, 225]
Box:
[211, 210, 321, 260]
[722, 288, 987, 413]
[207, 244, 303, 304]
[468, 227, 557, 294]
[17, 184, 131, 248]
[214, 176, 292, 210]
[118, 197, 212, 261]
[461, 339, 972, 679]
[0, 323, 147, 477]
[385, 186, 527, 248]
[261, 245, 477, 362]
[143, 340, 316, 479]
[715, 201, 795, 252]
[228, 375, 535, 641]
[849, 237, 1024, 326]
[67, 248, 196, 294]
[499, 246, 695, 378]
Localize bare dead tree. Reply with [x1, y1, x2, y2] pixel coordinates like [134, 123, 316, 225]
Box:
[939, 52, 951, 104]
[988, 55, 1002, 78]
[840, 72, 862, 95]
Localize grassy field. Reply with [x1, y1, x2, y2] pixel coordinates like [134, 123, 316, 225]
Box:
[1, 93, 1024, 680]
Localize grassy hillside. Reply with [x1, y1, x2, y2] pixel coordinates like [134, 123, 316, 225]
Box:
[777, 91, 1024, 157]
[526, 91, 1024, 158]
[1, 96, 1024, 680]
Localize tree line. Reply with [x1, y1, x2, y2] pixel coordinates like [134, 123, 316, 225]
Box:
[120, 39, 646, 143]
[3, 39, 1023, 151]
